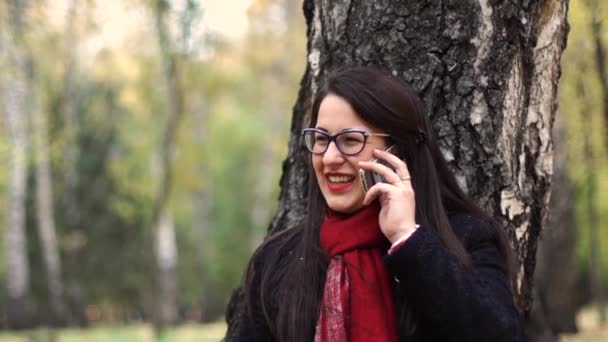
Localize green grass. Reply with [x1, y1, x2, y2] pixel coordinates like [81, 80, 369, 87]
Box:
[0, 322, 226, 342]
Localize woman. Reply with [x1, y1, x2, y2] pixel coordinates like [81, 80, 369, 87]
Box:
[230, 66, 525, 341]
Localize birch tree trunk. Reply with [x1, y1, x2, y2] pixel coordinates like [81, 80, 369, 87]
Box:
[1, 0, 32, 328]
[31, 72, 65, 323]
[226, 1, 570, 330]
[155, 206, 178, 325]
[151, 0, 183, 327]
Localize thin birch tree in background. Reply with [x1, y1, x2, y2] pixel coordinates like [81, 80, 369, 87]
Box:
[588, 0, 608, 152]
[577, 68, 604, 324]
[1, 0, 32, 328]
[61, 0, 81, 231]
[150, 0, 185, 328]
[586, 0, 607, 324]
[192, 96, 211, 320]
[30, 58, 65, 324]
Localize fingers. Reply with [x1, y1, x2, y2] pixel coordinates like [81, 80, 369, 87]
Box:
[372, 148, 411, 180]
[363, 182, 394, 205]
[358, 160, 401, 184]
[358, 148, 412, 184]
[363, 179, 416, 208]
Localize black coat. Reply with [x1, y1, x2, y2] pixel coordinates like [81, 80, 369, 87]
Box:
[230, 214, 526, 341]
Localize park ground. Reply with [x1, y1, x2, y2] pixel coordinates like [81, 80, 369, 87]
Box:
[1, 308, 608, 342]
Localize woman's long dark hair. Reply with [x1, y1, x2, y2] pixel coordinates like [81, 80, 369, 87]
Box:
[242, 66, 516, 342]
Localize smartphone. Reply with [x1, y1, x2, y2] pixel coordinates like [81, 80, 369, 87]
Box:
[359, 145, 397, 194]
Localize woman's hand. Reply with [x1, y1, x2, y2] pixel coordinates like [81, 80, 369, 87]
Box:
[358, 148, 417, 244]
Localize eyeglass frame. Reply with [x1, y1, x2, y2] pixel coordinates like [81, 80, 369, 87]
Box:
[301, 128, 391, 156]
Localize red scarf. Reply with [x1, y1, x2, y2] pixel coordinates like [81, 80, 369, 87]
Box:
[315, 203, 398, 342]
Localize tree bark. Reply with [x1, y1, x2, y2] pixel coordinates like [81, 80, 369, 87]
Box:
[1, 0, 33, 328]
[226, 0, 570, 334]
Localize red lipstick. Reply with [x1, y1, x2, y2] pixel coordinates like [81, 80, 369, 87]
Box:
[325, 173, 356, 192]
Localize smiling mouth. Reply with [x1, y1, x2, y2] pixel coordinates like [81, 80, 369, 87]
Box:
[325, 174, 356, 192]
[327, 175, 356, 183]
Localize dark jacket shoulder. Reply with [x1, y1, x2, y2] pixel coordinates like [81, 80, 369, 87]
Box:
[447, 213, 500, 250]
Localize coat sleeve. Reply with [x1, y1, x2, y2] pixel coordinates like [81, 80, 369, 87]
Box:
[384, 215, 526, 342]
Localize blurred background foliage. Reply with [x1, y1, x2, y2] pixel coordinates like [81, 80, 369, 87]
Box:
[0, 0, 607, 340]
[558, 0, 608, 305]
[563, 0, 608, 280]
[0, 0, 305, 328]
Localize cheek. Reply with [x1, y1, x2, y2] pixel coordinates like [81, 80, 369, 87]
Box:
[312, 156, 324, 176]
[361, 148, 377, 161]
[351, 153, 373, 166]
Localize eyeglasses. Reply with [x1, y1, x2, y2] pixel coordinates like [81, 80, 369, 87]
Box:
[301, 128, 390, 156]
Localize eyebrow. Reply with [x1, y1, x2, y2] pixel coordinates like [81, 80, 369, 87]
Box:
[313, 127, 369, 133]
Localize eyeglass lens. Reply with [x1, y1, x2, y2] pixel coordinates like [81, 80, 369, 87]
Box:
[304, 130, 367, 155]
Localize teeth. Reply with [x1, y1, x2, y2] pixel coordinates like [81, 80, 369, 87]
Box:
[327, 175, 354, 183]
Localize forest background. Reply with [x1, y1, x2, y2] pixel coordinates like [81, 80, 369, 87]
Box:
[0, 0, 607, 341]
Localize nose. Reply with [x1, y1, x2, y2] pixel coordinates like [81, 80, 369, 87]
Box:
[322, 141, 345, 165]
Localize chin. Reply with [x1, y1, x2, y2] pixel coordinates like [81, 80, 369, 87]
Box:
[326, 200, 364, 214]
